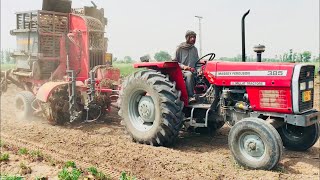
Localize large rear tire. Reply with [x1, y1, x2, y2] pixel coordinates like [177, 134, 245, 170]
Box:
[277, 122, 319, 151]
[15, 91, 35, 121]
[119, 70, 184, 146]
[228, 118, 283, 170]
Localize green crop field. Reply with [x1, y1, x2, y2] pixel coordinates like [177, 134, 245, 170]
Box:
[0, 64, 15, 70]
[113, 63, 139, 77]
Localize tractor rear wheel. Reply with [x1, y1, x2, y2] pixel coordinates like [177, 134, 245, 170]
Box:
[15, 91, 35, 121]
[277, 122, 319, 151]
[228, 118, 283, 170]
[119, 70, 184, 146]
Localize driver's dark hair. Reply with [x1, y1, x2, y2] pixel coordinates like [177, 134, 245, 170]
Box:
[185, 30, 196, 39]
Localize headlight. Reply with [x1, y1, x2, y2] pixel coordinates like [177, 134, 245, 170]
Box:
[308, 81, 314, 89]
[300, 82, 306, 90]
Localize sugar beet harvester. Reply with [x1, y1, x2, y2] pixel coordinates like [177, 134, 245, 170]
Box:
[1, 0, 120, 124]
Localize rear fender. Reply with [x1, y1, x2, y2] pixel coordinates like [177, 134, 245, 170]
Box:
[36, 81, 85, 102]
[134, 61, 189, 105]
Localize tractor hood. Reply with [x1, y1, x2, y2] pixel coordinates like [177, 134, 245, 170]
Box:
[204, 61, 296, 87]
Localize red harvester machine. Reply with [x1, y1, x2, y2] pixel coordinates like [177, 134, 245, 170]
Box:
[1, 0, 120, 124]
[118, 10, 320, 170]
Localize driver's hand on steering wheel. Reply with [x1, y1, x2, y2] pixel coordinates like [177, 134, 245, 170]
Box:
[183, 66, 193, 71]
[199, 60, 206, 64]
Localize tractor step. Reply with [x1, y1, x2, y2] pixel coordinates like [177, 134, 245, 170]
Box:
[186, 104, 212, 128]
[187, 103, 211, 109]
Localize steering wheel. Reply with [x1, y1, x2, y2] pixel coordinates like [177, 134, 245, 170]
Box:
[194, 53, 216, 74]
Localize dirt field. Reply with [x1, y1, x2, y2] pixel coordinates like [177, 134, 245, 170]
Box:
[1, 80, 319, 179]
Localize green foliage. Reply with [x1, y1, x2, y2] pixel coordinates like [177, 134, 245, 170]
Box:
[88, 166, 109, 180]
[58, 161, 82, 180]
[29, 150, 43, 160]
[58, 167, 82, 180]
[88, 166, 98, 175]
[64, 161, 77, 168]
[220, 49, 318, 63]
[0, 49, 13, 64]
[301, 51, 312, 62]
[124, 56, 133, 63]
[0, 153, 9, 162]
[0, 64, 15, 70]
[18, 148, 28, 155]
[113, 63, 139, 77]
[119, 172, 137, 180]
[154, 51, 172, 62]
[0, 175, 23, 180]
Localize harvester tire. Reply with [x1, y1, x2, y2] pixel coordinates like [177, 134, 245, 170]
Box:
[15, 91, 35, 121]
[228, 118, 283, 170]
[119, 70, 184, 146]
[277, 122, 319, 151]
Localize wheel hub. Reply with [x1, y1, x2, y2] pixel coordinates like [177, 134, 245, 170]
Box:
[241, 134, 265, 158]
[138, 96, 155, 123]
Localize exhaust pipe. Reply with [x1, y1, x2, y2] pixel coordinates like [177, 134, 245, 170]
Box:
[242, 10, 250, 62]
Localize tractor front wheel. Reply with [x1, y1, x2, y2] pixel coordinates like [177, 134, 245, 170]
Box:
[228, 118, 283, 170]
[15, 91, 35, 121]
[277, 122, 319, 151]
[119, 70, 184, 146]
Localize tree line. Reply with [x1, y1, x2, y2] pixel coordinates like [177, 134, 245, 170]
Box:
[221, 49, 319, 63]
[1, 49, 318, 64]
[114, 49, 319, 63]
[0, 49, 13, 64]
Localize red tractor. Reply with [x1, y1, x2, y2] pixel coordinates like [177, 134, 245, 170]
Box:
[118, 11, 320, 170]
[1, 0, 120, 124]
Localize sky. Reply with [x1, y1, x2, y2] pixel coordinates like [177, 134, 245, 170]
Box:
[1, 0, 319, 60]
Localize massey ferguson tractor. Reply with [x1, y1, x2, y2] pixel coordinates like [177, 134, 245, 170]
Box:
[1, 0, 120, 124]
[118, 10, 320, 170]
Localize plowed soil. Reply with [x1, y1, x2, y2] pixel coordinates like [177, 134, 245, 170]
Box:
[1, 79, 319, 179]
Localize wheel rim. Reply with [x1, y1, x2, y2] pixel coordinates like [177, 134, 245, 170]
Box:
[239, 132, 266, 161]
[16, 98, 25, 113]
[128, 89, 155, 132]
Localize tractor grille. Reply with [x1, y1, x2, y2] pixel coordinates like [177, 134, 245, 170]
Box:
[298, 65, 315, 112]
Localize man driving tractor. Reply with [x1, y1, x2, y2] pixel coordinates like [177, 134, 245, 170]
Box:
[173, 30, 199, 103]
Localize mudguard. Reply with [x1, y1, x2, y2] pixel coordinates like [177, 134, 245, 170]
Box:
[133, 61, 189, 105]
[36, 81, 85, 102]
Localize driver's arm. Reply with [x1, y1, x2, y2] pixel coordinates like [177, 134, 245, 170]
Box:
[173, 47, 189, 70]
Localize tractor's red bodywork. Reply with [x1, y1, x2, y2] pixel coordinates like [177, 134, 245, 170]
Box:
[31, 14, 120, 102]
[134, 61, 295, 113]
[204, 61, 295, 114]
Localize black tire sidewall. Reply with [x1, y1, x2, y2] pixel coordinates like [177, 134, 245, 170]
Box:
[278, 122, 320, 151]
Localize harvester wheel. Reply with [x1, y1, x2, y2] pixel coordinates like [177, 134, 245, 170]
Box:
[277, 122, 319, 151]
[119, 70, 184, 146]
[46, 85, 70, 125]
[15, 91, 35, 121]
[228, 118, 283, 170]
